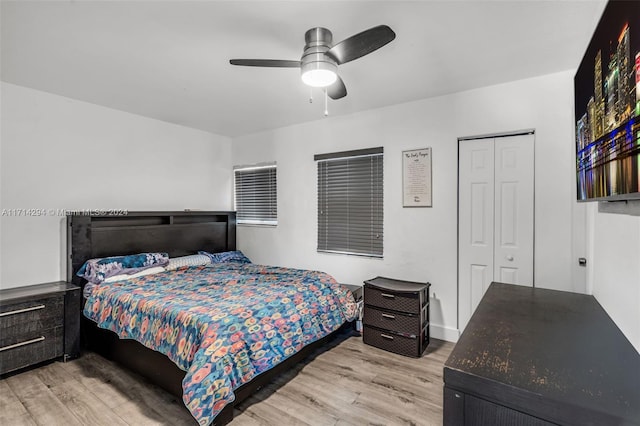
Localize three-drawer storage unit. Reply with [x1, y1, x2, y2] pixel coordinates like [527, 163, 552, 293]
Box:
[363, 276, 430, 358]
[0, 281, 81, 375]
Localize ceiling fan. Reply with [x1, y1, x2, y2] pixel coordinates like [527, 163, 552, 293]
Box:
[230, 25, 396, 100]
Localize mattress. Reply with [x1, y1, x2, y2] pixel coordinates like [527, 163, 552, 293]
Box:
[83, 262, 357, 425]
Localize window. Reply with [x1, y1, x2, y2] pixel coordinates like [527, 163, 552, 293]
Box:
[234, 164, 277, 225]
[316, 148, 383, 257]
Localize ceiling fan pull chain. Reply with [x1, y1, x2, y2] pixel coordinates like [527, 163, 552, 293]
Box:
[309, 88, 313, 104]
[324, 89, 329, 117]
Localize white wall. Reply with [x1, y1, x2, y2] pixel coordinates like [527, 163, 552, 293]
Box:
[233, 70, 584, 341]
[588, 204, 640, 352]
[0, 82, 232, 289]
[3, 77, 636, 350]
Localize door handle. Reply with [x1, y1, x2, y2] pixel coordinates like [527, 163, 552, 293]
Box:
[506, 255, 514, 261]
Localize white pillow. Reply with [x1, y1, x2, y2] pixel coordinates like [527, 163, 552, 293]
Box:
[103, 266, 166, 283]
[165, 254, 212, 271]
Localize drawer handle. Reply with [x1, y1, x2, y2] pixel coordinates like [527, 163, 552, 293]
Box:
[0, 336, 45, 352]
[380, 293, 395, 299]
[380, 333, 394, 340]
[381, 313, 395, 320]
[0, 304, 45, 317]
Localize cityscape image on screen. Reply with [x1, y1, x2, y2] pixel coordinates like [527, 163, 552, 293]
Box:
[575, 0, 640, 201]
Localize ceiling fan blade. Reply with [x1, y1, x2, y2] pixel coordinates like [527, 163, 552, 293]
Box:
[327, 76, 347, 100]
[229, 59, 301, 68]
[326, 25, 396, 65]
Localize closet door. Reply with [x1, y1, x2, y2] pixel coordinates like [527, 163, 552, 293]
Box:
[458, 134, 534, 331]
[493, 135, 534, 286]
[458, 138, 495, 331]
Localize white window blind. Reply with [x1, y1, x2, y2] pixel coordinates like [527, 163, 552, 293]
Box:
[234, 164, 277, 225]
[316, 148, 383, 257]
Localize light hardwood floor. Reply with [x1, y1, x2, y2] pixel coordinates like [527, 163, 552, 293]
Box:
[1, 332, 454, 426]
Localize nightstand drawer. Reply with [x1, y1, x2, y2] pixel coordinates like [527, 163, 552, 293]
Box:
[0, 326, 64, 374]
[363, 305, 421, 334]
[364, 286, 421, 313]
[0, 296, 64, 339]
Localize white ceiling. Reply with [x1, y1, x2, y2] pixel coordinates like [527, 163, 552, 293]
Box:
[1, 0, 606, 138]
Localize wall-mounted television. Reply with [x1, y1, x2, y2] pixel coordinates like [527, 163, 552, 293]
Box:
[575, 0, 640, 201]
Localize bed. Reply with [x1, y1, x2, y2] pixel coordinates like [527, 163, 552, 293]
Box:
[67, 211, 357, 425]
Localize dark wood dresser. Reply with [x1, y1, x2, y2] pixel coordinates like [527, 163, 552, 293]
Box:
[363, 276, 430, 357]
[444, 282, 640, 426]
[0, 281, 81, 375]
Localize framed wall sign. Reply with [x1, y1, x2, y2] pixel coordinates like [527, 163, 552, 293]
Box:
[402, 148, 432, 207]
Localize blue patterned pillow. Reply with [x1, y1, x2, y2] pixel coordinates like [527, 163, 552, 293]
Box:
[198, 250, 251, 264]
[77, 252, 169, 284]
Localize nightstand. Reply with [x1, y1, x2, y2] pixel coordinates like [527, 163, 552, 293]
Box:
[342, 283, 363, 302]
[341, 284, 364, 333]
[363, 276, 430, 357]
[0, 281, 81, 375]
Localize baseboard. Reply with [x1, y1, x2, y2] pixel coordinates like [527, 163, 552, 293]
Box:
[431, 324, 459, 343]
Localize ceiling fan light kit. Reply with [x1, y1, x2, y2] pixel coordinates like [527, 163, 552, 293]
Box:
[230, 24, 395, 103]
[300, 61, 337, 88]
[300, 27, 337, 88]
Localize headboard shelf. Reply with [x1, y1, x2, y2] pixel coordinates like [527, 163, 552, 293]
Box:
[172, 214, 231, 224]
[91, 216, 171, 227]
[91, 222, 228, 233]
[67, 211, 236, 287]
[89, 211, 234, 227]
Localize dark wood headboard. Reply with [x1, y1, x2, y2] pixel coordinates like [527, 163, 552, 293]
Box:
[67, 211, 236, 288]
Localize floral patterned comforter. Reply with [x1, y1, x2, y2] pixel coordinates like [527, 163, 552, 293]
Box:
[83, 263, 357, 425]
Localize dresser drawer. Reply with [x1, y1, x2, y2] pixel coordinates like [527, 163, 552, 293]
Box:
[0, 326, 64, 374]
[0, 296, 64, 340]
[364, 286, 421, 313]
[363, 325, 423, 358]
[364, 305, 422, 334]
